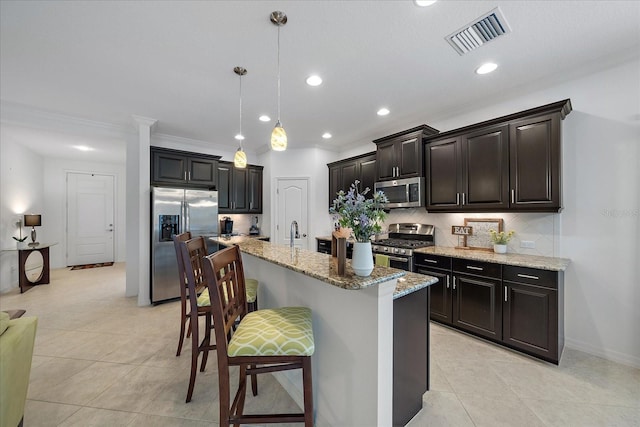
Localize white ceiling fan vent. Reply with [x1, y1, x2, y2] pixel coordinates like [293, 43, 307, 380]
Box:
[446, 7, 512, 55]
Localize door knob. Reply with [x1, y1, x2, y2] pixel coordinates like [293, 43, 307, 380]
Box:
[303, 233, 307, 237]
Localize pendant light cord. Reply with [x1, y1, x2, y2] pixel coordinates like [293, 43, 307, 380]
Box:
[277, 25, 281, 121]
[238, 73, 243, 149]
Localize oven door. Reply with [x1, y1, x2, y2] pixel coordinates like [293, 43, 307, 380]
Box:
[388, 255, 412, 271]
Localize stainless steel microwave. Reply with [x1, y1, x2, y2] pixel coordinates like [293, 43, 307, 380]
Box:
[374, 177, 425, 209]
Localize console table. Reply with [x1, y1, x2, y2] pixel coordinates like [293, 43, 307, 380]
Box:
[2, 243, 57, 293]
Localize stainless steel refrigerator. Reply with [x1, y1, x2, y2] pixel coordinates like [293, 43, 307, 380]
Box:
[151, 186, 218, 303]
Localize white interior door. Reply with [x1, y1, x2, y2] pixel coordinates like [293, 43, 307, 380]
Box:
[67, 172, 115, 266]
[276, 178, 309, 249]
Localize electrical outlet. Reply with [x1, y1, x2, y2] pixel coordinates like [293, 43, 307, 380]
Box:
[521, 240, 535, 249]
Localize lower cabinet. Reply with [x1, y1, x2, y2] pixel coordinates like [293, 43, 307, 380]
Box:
[414, 253, 564, 364]
[316, 238, 352, 258]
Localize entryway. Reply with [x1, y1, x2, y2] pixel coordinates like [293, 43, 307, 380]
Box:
[66, 172, 115, 266]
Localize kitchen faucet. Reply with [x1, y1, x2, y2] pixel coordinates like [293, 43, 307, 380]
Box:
[290, 220, 299, 248]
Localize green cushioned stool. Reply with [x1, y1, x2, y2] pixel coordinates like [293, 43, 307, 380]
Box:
[197, 278, 259, 311]
[204, 245, 315, 427]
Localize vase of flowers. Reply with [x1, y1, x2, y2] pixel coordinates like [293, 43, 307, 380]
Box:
[489, 229, 515, 254]
[330, 181, 388, 277]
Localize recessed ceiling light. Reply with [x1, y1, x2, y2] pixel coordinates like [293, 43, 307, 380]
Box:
[322, 132, 332, 139]
[73, 145, 94, 151]
[235, 134, 245, 140]
[259, 115, 271, 122]
[414, 0, 437, 6]
[476, 62, 498, 74]
[306, 75, 323, 86]
[377, 108, 390, 116]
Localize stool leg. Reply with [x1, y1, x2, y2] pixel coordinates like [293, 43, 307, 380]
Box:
[302, 357, 314, 427]
[200, 313, 212, 372]
[186, 317, 199, 403]
[177, 312, 187, 356]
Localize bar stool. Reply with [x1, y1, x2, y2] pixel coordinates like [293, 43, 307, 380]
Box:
[203, 245, 315, 427]
[173, 234, 259, 357]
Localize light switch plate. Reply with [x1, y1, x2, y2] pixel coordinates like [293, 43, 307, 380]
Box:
[521, 240, 535, 249]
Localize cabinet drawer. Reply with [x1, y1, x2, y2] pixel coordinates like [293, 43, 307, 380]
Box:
[503, 266, 557, 289]
[414, 253, 451, 270]
[317, 239, 331, 254]
[453, 258, 501, 279]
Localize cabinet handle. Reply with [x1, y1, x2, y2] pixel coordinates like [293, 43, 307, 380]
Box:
[517, 273, 539, 280]
[453, 277, 456, 290]
[188, 171, 191, 181]
[446, 275, 450, 289]
[504, 286, 508, 302]
[424, 259, 438, 264]
[511, 189, 515, 204]
[466, 265, 483, 271]
[462, 192, 466, 205]
[456, 193, 460, 205]
[184, 171, 187, 180]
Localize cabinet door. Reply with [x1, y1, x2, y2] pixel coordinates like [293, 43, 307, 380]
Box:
[187, 157, 217, 187]
[231, 167, 248, 212]
[425, 137, 462, 210]
[359, 156, 377, 196]
[248, 167, 263, 213]
[152, 151, 187, 185]
[341, 161, 359, 192]
[217, 163, 232, 212]
[461, 125, 509, 210]
[503, 282, 558, 361]
[328, 165, 341, 208]
[416, 267, 451, 324]
[452, 274, 502, 341]
[376, 140, 397, 180]
[510, 113, 561, 211]
[398, 137, 422, 177]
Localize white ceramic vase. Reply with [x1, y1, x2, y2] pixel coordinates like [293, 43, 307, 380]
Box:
[493, 244, 507, 254]
[352, 241, 374, 277]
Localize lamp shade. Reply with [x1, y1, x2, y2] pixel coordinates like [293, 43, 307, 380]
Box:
[271, 122, 287, 151]
[24, 214, 41, 227]
[233, 149, 247, 168]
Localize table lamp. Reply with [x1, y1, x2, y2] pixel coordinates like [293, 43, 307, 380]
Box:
[24, 214, 41, 246]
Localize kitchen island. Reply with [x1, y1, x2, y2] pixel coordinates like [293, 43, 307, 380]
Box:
[213, 236, 438, 427]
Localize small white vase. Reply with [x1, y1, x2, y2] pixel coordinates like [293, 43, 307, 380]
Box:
[493, 244, 507, 254]
[351, 241, 374, 277]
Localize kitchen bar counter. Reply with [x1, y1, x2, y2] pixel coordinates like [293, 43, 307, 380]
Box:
[211, 235, 437, 426]
[415, 246, 571, 271]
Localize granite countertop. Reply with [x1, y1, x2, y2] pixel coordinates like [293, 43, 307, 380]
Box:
[210, 236, 437, 297]
[414, 246, 571, 271]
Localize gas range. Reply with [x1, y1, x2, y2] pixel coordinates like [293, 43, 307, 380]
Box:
[372, 223, 435, 271]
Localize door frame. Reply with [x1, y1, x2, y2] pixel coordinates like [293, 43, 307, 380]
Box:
[273, 177, 310, 250]
[65, 170, 117, 266]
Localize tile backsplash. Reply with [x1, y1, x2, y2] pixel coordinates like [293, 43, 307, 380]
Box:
[218, 214, 262, 236]
[382, 209, 559, 257]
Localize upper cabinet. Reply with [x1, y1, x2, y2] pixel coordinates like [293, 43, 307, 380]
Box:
[425, 100, 571, 213]
[327, 152, 376, 208]
[373, 125, 439, 181]
[151, 147, 220, 188]
[218, 161, 263, 214]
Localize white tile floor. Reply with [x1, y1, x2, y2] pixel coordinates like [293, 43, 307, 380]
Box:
[1, 263, 638, 426]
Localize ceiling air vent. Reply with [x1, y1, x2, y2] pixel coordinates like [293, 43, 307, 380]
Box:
[446, 7, 512, 55]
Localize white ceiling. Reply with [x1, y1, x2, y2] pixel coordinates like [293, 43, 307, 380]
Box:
[1, 1, 639, 162]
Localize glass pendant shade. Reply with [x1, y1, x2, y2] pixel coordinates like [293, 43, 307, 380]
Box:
[234, 148, 247, 168]
[271, 121, 287, 151]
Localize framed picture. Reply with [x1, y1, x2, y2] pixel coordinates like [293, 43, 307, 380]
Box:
[463, 218, 503, 251]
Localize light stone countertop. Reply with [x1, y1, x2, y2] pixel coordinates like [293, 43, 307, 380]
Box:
[414, 246, 571, 271]
[212, 236, 437, 298]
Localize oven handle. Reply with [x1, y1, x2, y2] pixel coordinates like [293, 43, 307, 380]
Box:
[387, 256, 409, 263]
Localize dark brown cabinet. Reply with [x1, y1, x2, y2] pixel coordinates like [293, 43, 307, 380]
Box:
[218, 161, 263, 214]
[327, 152, 376, 207]
[503, 266, 563, 363]
[424, 100, 571, 213]
[373, 125, 438, 181]
[452, 258, 502, 341]
[151, 147, 220, 188]
[415, 253, 565, 364]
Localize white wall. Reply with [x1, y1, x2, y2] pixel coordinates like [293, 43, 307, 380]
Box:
[0, 137, 44, 292]
[43, 158, 126, 269]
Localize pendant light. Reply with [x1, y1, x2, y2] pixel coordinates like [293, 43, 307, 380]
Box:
[270, 11, 288, 151]
[233, 66, 248, 168]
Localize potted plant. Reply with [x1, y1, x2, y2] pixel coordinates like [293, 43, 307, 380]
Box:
[489, 229, 515, 254]
[330, 181, 388, 276]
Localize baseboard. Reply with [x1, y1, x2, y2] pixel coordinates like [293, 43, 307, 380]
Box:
[564, 338, 640, 369]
